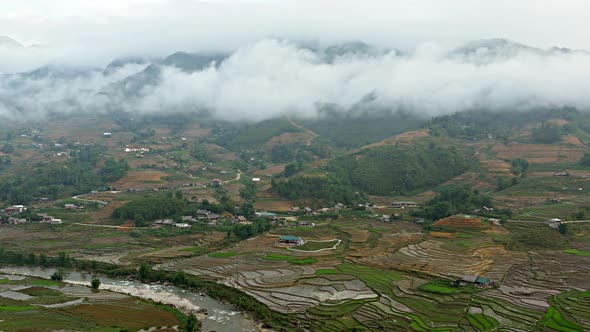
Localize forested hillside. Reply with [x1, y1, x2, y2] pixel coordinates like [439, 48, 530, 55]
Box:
[328, 143, 471, 195]
[0, 145, 129, 204]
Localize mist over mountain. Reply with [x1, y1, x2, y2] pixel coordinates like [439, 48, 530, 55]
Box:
[1, 38, 589, 122]
[0, 36, 23, 48]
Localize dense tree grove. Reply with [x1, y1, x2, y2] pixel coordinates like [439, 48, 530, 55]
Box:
[531, 122, 562, 144]
[511, 158, 529, 176]
[428, 107, 578, 141]
[0, 145, 129, 204]
[328, 143, 470, 196]
[271, 177, 362, 205]
[112, 195, 186, 226]
[301, 110, 422, 149]
[413, 187, 511, 221]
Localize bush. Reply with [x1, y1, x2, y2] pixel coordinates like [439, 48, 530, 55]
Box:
[91, 278, 101, 290]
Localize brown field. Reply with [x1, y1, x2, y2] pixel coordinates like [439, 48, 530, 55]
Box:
[266, 132, 311, 149]
[346, 130, 431, 155]
[549, 119, 570, 126]
[433, 216, 487, 229]
[479, 157, 513, 176]
[430, 231, 454, 238]
[254, 192, 294, 212]
[181, 124, 211, 138]
[492, 143, 587, 164]
[562, 135, 586, 147]
[112, 169, 168, 189]
[254, 164, 285, 176]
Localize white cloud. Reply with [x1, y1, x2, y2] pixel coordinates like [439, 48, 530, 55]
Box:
[1, 0, 589, 72]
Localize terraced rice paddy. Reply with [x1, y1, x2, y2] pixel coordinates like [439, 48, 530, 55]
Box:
[514, 202, 580, 221]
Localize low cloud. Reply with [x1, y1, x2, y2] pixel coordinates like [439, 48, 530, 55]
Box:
[1, 39, 590, 122]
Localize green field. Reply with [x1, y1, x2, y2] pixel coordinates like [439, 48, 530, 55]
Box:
[563, 249, 590, 257]
[418, 280, 465, 294]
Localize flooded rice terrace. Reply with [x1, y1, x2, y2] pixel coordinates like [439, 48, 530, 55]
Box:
[0, 266, 259, 332]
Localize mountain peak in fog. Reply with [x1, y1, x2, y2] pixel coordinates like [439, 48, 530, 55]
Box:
[0, 36, 23, 48]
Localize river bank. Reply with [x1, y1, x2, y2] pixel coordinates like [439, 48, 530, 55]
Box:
[0, 266, 260, 332]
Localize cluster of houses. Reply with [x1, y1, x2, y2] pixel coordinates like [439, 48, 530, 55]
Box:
[124, 147, 150, 153]
[288, 204, 345, 216]
[0, 206, 62, 225]
[152, 209, 254, 228]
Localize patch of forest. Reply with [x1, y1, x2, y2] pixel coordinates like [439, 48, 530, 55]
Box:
[301, 111, 422, 149]
[328, 143, 471, 196]
[271, 177, 364, 205]
[0, 145, 129, 204]
[428, 107, 581, 141]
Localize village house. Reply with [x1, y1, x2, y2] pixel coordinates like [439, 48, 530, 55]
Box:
[207, 213, 220, 222]
[206, 220, 218, 227]
[124, 147, 150, 153]
[545, 218, 562, 229]
[38, 213, 62, 224]
[296, 220, 314, 227]
[211, 179, 222, 187]
[4, 205, 27, 214]
[489, 218, 502, 226]
[255, 211, 277, 219]
[64, 203, 84, 210]
[7, 217, 27, 225]
[277, 235, 304, 247]
[182, 216, 198, 223]
[252, 178, 261, 182]
[196, 210, 210, 220]
[334, 203, 345, 210]
[553, 171, 570, 177]
[288, 207, 300, 215]
[303, 207, 313, 214]
[390, 201, 417, 209]
[457, 275, 492, 287]
[233, 216, 251, 225]
[380, 215, 392, 222]
[153, 219, 175, 227]
[174, 223, 191, 228]
[103, 133, 112, 137]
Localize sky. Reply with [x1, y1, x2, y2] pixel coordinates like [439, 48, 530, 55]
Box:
[1, 0, 589, 69]
[0, 1, 589, 121]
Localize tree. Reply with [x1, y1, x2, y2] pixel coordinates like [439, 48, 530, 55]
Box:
[580, 153, 590, 167]
[1, 144, 14, 154]
[138, 263, 151, 281]
[91, 278, 101, 290]
[284, 163, 298, 177]
[240, 201, 255, 219]
[185, 314, 199, 332]
[51, 268, 66, 281]
[558, 223, 568, 235]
